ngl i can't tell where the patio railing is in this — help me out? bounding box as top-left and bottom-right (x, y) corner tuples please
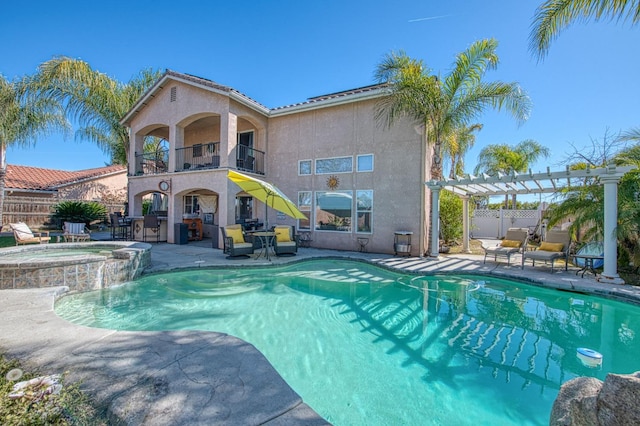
(237, 145), (265, 175)
(175, 142), (220, 172)
(134, 149), (169, 175)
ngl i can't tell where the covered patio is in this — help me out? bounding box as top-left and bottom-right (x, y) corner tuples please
(426, 165), (636, 284)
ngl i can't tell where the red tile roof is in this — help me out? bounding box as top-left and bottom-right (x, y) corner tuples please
(6, 164), (127, 192)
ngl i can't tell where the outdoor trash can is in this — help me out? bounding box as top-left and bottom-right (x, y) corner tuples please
(175, 223), (188, 245)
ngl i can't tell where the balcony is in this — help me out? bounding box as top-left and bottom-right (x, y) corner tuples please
(133, 142), (266, 176)
(175, 142), (220, 172)
(134, 149), (169, 175)
(237, 144), (265, 175)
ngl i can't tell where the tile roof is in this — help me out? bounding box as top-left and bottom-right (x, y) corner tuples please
(6, 164), (126, 192)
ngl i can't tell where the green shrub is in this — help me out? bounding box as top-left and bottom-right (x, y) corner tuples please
(51, 201), (107, 227)
(439, 190), (465, 245)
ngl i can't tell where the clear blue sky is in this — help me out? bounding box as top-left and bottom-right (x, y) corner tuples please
(2, 0), (639, 174)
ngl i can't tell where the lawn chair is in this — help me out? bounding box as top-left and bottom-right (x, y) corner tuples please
(273, 225), (298, 256)
(483, 228), (529, 266)
(220, 224), (254, 258)
(9, 222), (51, 245)
(522, 230), (572, 273)
(63, 222), (91, 242)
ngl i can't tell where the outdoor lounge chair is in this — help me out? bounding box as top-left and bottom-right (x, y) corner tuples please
(483, 228), (529, 266)
(273, 225), (298, 256)
(522, 230), (572, 273)
(221, 224), (254, 258)
(9, 222), (51, 245)
(62, 222), (91, 242)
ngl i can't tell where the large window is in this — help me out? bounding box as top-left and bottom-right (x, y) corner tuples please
(315, 156), (353, 174)
(298, 191), (312, 230)
(356, 190), (373, 233)
(315, 191), (352, 232)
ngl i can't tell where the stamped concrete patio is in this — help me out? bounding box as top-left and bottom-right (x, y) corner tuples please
(1, 238), (638, 425)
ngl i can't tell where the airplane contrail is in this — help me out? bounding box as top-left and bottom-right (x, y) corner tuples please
(408, 15), (452, 23)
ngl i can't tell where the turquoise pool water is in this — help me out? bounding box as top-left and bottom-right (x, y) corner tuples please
(55, 259), (640, 425)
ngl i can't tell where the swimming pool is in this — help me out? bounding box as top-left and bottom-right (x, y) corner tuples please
(54, 259), (640, 425)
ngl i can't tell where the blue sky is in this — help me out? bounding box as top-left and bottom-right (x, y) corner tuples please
(2, 0), (639, 174)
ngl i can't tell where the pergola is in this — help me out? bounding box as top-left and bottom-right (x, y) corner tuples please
(426, 165), (636, 284)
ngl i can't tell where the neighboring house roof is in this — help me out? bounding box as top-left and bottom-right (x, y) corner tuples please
(5, 164), (127, 192)
(120, 70), (389, 125)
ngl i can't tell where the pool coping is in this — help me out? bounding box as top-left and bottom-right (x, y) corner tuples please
(2, 242), (639, 424)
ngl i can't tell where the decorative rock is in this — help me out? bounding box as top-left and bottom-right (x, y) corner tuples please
(597, 372), (640, 426)
(550, 372), (640, 426)
(550, 377), (602, 426)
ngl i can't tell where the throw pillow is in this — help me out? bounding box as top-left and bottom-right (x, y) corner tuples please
(226, 228), (245, 244)
(538, 242), (564, 252)
(274, 227), (291, 242)
(501, 239), (521, 248)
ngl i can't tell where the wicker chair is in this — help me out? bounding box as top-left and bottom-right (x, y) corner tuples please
(221, 225), (254, 258)
(273, 225), (298, 256)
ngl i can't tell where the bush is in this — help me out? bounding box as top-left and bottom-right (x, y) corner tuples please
(51, 201), (107, 227)
(439, 190), (465, 245)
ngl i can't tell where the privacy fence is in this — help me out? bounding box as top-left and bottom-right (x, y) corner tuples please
(471, 208), (543, 239)
(1, 196), (125, 231)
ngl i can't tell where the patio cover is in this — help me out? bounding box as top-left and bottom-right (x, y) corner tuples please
(426, 165), (637, 284)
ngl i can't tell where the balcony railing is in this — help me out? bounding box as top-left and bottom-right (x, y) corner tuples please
(237, 144), (265, 175)
(175, 142), (220, 172)
(133, 142), (265, 176)
(134, 149), (169, 175)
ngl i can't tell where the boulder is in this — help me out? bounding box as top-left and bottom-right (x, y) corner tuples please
(550, 372), (640, 426)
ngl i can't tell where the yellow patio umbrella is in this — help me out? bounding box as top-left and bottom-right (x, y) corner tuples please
(227, 170), (306, 228)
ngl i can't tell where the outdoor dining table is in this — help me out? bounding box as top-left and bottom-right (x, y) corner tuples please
(573, 254), (605, 277)
(250, 231), (276, 261)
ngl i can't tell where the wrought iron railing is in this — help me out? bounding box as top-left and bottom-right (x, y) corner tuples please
(134, 149), (169, 175)
(236, 144), (265, 175)
(175, 142), (220, 172)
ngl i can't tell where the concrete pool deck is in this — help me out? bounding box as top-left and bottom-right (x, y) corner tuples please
(1, 239), (639, 425)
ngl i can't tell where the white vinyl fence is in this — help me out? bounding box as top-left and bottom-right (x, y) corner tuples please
(471, 208), (543, 239)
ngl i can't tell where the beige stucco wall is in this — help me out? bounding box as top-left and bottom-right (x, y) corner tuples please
(268, 99), (425, 255)
(58, 172), (128, 202)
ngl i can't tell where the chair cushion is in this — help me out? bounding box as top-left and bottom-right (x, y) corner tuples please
(539, 242), (564, 252)
(277, 241), (296, 248)
(501, 239), (521, 248)
(10, 222), (34, 239)
(226, 228), (245, 244)
(234, 242), (254, 249)
(65, 222), (86, 234)
(274, 226), (291, 242)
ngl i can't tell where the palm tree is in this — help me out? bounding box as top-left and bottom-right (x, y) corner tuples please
(0, 74), (68, 227)
(444, 123), (482, 179)
(530, 0), (640, 59)
(474, 139), (550, 208)
(547, 143), (640, 267)
(28, 56), (162, 165)
(375, 38), (531, 181)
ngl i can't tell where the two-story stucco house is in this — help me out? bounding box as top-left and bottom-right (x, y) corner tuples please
(121, 71), (430, 255)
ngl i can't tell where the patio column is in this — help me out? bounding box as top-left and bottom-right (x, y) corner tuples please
(599, 172), (624, 284)
(429, 188), (440, 258)
(462, 195), (471, 253)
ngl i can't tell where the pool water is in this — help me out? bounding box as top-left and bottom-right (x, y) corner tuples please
(55, 259), (640, 425)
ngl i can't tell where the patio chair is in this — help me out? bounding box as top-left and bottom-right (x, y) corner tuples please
(483, 228), (529, 266)
(62, 222), (91, 242)
(221, 224), (254, 258)
(9, 222), (51, 245)
(273, 225), (298, 256)
(143, 214), (160, 243)
(522, 230), (572, 273)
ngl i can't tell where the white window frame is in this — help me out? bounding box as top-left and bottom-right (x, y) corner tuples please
(356, 190), (373, 233)
(357, 154), (374, 172)
(299, 160), (312, 176)
(314, 156), (353, 175)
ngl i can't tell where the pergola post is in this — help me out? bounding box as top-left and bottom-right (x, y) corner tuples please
(599, 171), (625, 284)
(429, 188), (440, 258)
(462, 195), (471, 253)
